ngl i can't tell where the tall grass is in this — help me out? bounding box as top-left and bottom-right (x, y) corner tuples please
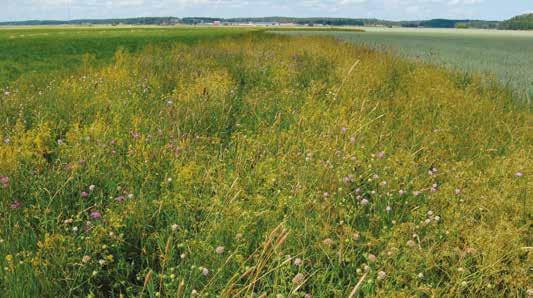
(0, 32), (531, 297)
(277, 29), (533, 102)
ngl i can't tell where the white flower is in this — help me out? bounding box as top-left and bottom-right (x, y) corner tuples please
(418, 272), (424, 279)
(201, 267), (209, 277)
(293, 258), (302, 266)
(82, 255), (91, 263)
(89, 185), (96, 192)
(386, 206), (392, 212)
(322, 238), (334, 246)
(215, 246), (225, 254)
(171, 224), (179, 232)
(377, 271), (387, 280)
(292, 273), (305, 285)
(361, 199), (369, 205)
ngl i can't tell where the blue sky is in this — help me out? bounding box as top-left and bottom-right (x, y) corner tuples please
(1, 0), (531, 22)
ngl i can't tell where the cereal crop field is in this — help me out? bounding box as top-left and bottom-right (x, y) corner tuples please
(278, 27), (533, 100)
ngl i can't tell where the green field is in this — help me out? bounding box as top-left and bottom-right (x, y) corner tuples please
(0, 26), (252, 86)
(0, 27), (531, 297)
(278, 28), (533, 100)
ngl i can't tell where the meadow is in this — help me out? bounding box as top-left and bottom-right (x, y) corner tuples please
(0, 27), (531, 297)
(0, 26), (252, 86)
(278, 27), (533, 100)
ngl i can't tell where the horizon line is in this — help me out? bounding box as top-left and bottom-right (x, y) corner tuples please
(0, 15), (507, 24)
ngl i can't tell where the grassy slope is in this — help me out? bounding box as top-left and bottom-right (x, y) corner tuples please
(0, 31), (531, 297)
(277, 29), (533, 100)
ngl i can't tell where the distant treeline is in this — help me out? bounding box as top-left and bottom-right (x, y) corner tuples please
(0, 17), (180, 26)
(184, 15), (529, 30)
(1, 15), (531, 30)
(499, 13), (533, 30)
(180, 17), (497, 28)
(419, 19), (501, 29)
(227, 17), (364, 26)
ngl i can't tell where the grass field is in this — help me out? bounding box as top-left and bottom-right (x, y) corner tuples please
(0, 27), (531, 297)
(0, 26), (253, 87)
(277, 27), (533, 100)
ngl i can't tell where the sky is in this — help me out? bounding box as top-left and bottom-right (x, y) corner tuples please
(1, 0), (532, 22)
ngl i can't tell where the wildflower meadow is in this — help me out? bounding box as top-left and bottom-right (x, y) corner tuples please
(0, 29), (531, 297)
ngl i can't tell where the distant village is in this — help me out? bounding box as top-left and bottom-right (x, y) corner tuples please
(203, 21), (336, 27)
(153, 18), (339, 27)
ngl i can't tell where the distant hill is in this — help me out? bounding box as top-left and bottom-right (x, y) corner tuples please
(0, 16), (516, 30)
(499, 13), (533, 30)
(0, 17), (180, 26)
